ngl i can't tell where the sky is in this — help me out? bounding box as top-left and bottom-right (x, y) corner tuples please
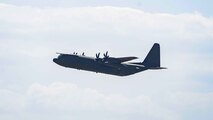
(0, 0), (213, 120)
(2, 0), (213, 16)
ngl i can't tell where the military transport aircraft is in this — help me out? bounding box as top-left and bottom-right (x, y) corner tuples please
(53, 43), (166, 76)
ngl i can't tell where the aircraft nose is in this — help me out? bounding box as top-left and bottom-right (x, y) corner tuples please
(53, 58), (58, 63)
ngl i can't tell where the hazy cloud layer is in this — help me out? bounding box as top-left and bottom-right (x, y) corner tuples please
(0, 3), (213, 120)
(1, 82), (212, 120)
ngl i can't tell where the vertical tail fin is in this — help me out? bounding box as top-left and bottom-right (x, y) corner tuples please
(142, 43), (161, 68)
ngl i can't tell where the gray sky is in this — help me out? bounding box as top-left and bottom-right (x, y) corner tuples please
(0, 1), (213, 120)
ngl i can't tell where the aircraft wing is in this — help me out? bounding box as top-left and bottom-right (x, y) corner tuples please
(116, 56), (138, 63)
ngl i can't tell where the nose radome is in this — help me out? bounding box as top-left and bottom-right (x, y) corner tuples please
(53, 58), (58, 63)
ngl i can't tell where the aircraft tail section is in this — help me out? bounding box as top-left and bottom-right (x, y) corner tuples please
(142, 43), (166, 69)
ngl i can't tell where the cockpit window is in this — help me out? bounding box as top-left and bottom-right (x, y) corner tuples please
(58, 54), (63, 59)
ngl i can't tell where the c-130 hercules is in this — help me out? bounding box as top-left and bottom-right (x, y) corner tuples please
(53, 43), (166, 76)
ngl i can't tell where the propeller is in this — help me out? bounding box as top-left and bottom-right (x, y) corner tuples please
(95, 53), (102, 62)
(96, 52), (100, 59)
(103, 51), (109, 62)
(95, 51), (109, 63)
(103, 51), (109, 59)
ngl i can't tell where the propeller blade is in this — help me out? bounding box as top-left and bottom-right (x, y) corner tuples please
(102, 51), (109, 63)
(104, 51), (109, 58)
(96, 52), (100, 59)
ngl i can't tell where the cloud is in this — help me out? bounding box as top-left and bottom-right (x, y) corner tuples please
(1, 4), (213, 42)
(0, 3), (212, 120)
(0, 82), (213, 120)
(1, 82), (179, 120)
